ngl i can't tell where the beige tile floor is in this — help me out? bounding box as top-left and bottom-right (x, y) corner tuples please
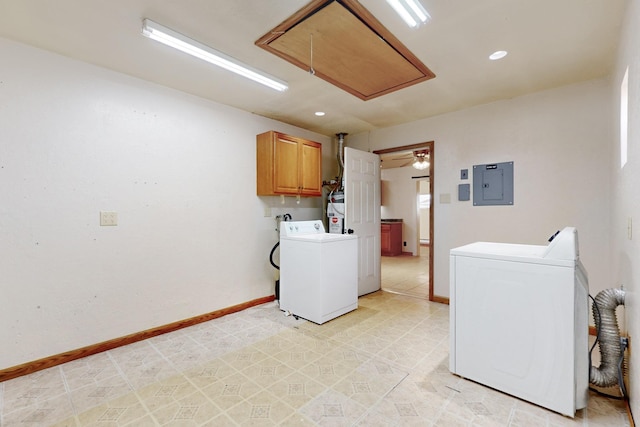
(382, 245), (430, 299)
(0, 291), (630, 426)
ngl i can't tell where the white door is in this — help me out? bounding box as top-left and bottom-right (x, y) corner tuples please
(344, 147), (380, 296)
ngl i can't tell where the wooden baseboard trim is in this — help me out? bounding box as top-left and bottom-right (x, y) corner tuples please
(627, 399), (636, 427)
(0, 295), (275, 383)
(431, 295), (449, 305)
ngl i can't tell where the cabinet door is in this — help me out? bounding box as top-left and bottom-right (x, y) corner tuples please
(273, 134), (301, 195)
(390, 223), (403, 255)
(381, 225), (391, 255)
(299, 140), (322, 196)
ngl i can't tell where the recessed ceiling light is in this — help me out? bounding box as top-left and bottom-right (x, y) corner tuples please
(315, 111), (326, 116)
(489, 50), (508, 60)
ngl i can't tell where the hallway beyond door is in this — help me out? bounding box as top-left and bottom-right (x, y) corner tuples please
(381, 245), (430, 299)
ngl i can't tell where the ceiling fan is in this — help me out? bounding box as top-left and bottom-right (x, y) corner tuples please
(412, 150), (430, 170)
(389, 149), (430, 169)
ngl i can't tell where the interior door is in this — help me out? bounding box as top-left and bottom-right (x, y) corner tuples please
(344, 147), (380, 296)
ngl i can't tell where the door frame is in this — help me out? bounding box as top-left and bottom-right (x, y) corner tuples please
(373, 141), (435, 301)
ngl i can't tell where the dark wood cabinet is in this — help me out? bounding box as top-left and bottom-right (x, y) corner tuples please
(381, 222), (402, 256)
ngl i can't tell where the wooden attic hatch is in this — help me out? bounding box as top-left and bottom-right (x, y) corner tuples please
(255, 0), (435, 100)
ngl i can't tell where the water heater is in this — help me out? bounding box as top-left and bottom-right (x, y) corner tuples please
(327, 191), (344, 234)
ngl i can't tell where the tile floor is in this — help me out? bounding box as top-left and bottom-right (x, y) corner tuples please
(0, 291), (631, 426)
(382, 245), (430, 299)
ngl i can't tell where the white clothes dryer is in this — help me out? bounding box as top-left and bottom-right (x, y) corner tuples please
(449, 227), (589, 417)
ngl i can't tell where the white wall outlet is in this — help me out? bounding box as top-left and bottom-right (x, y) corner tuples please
(100, 211), (118, 226)
(264, 207), (271, 217)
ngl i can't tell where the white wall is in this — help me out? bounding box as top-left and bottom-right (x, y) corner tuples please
(350, 78), (612, 302)
(0, 38), (331, 370)
(610, 0), (639, 417)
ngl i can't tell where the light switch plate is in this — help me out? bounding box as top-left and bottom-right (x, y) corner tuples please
(100, 211), (118, 226)
(461, 169), (468, 180)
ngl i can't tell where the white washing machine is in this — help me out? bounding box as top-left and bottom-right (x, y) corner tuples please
(449, 227), (589, 417)
(279, 220), (358, 324)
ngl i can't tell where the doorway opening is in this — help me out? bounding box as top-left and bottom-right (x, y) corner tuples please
(373, 141), (434, 301)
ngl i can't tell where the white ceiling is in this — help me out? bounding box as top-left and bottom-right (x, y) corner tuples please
(0, 0), (627, 137)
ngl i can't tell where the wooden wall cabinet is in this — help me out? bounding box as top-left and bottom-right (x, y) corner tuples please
(381, 222), (403, 256)
(257, 131), (322, 197)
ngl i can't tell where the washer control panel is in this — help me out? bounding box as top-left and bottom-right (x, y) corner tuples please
(281, 220), (326, 237)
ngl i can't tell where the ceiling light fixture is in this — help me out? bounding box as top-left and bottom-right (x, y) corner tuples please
(489, 50), (508, 60)
(386, 0), (431, 28)
(412, 151), (430, 170)
(142, 19), (288, 92)
(315, 111), (326, 116)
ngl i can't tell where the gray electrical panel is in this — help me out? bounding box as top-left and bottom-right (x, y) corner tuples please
(473, 161), (514, 206)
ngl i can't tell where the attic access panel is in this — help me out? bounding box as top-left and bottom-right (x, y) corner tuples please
(255, 0), (435, 100)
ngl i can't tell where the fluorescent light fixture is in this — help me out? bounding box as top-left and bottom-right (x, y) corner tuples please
(314, 111), (326, 116)
(387, 0), (431, 28)
(141, 19), (288, 92)
(489, 50), (508, 60)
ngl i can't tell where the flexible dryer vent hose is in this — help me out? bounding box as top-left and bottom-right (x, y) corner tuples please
(590, 288), (625, 388)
